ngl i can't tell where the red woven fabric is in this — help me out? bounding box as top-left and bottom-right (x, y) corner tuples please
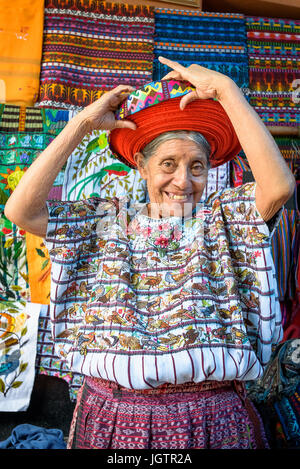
(68, 377), (269, 449)
(109, 97), (241, 169)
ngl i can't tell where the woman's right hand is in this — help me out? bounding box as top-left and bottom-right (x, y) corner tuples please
(76, 85), (137, 133)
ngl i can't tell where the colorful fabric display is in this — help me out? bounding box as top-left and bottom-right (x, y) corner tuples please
(153, 9), (249, 89)
(246, 16), (300, 127)
(273, 383), (300, 448)
(36, 0), (155, 110)
(36, 304), (82, 401)
(0, 0), (44, 106)
(61, 126), (147, 203)
(0, 104), (70, 303)
(245, 338), (300, 448)
(0, 301), (40, 411)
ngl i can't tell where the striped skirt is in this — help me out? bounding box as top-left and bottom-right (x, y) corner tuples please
(68, 377), (269, 449)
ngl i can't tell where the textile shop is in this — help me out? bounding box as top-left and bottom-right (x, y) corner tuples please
(0, 0), (299, 450)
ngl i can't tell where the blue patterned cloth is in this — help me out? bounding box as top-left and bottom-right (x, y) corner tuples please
(153, 9), (249, 89)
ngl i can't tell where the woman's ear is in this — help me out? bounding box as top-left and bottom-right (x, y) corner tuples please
(133, 152), (148, 179)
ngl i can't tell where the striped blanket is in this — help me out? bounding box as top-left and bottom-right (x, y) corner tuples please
(153, 9), (249, 89)
(246, 16), (300, 127)
(36, 0), (155, 110)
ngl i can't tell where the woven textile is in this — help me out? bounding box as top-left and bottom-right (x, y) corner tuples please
(0, 0), (44, 106)
(153, 9), (249, 89)
(69, 377), (269, 449)
(246, 16), (300, 127)
(36, 0), (155, 110)
(0, 104), (69, 303)
(36, 305), (83, 401)
(246, 340), (300, 448)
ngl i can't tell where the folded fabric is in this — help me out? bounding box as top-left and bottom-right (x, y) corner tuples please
(0, 424), (66, 449)
(37, 0), (155, 110)
(36, 304), (83, 402)
(0, 0), (44, 106)
(246, 16), (300, 128)
(153, 9), (249, 89)
(245, 339), (300, 404)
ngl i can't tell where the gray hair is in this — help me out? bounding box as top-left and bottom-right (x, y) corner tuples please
(140, 131), (211, 169)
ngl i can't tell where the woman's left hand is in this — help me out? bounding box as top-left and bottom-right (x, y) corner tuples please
(158, 56), (235, 109)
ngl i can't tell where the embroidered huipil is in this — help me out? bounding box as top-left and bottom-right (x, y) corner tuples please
(44, 182), (283, 389)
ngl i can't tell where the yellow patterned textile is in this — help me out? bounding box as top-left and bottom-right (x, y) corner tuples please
(0, 0), (44, 106)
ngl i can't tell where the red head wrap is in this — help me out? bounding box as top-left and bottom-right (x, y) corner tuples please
(109, 80), (241, 168)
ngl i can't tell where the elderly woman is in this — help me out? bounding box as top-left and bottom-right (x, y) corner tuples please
(5, 57), (295, 450)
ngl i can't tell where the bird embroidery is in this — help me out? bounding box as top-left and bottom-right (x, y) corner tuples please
(56, 303), (81, 320)
(216, 305), (239, 320)
(148, 317), (170, 331)
(183, 328), (201, 346)
(231, 327), (248, 343)
(119, 334), (142, 350)
(0, 350), (21, 376)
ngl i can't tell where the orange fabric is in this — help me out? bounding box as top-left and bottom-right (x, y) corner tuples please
(0, 0), (44, 106)
(25, 232), (51, 304)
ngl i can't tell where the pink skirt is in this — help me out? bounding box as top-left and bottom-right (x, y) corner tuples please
(68, 377), (269, 449)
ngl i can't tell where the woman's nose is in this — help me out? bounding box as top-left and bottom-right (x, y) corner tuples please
(172, 166), (190, 188)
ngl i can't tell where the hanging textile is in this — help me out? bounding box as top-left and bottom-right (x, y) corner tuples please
(36, 304), (83, 401)
(153, 9), (249, 89)
(36, 0), (155, 110)
(245, 16), (300, 128)
(0, 0), (44, 106)
(245, 339), (300, 448)
(0, 301), (40, 411)
(61, 125), (147, 203)
(0, 104), (70, 303)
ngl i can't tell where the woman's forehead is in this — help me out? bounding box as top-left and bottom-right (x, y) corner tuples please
(152, 139), (208, 160)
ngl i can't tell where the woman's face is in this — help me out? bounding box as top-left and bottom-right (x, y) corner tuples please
(135, 138), (209, 217)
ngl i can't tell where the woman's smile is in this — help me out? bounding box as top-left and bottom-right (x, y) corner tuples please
(135, 138), (209, 218)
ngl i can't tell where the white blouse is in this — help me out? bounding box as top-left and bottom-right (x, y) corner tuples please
(44, 182), (283, 389)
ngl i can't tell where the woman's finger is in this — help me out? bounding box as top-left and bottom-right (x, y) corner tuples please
(114, 119), (137, 130)
(179, 90), (198, 110)
(158, 56), (187, 73)
(160, 69), (181, 80)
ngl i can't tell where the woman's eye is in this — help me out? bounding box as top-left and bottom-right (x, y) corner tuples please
(162, 161), (174, 170)
(192, 165), (203, 173)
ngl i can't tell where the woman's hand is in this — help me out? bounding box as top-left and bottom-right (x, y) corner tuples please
(76, 85), (137, 133)
(159, 56), (235, 109)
